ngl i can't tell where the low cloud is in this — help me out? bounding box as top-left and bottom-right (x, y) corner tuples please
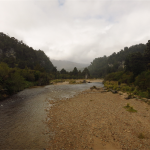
(0, 0), (150, 63)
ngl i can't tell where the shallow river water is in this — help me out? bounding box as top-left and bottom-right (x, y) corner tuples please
(0, 82), (103, 150)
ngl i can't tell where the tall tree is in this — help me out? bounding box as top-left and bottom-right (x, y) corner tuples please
(125, 52), (146, 76)
(72, 67), (78, 76)
(144, 40), (150, 70)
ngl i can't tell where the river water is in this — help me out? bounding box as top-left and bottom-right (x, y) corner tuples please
(0, 82), (103, 150)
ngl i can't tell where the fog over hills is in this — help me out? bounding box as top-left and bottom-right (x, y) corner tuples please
(51, 59), (89, 71)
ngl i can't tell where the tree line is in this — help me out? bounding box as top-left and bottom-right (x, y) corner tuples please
(104, 40), (150, 98)
(0, 32), (91, 100)
(88, 43), (146, 78)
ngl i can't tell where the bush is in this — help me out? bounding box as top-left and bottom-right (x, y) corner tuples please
(135, 71), (150, 90)
(123, 103), (137, 113)
(69, 80), (76, 84)
(6, 72), (25, 94)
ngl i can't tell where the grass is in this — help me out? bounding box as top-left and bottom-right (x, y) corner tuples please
(69, 80), (76, 84)
(138, 133), (145, 139)
(51, 79), (65, 83)
(104, 80), (150, 100)
(123, 103), (137, 113)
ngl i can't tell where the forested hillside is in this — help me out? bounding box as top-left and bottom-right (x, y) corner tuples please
(88, 43), (146, 78)
(0, 32), (91, 100)
(104, 40), (150, 99)
(0, 32), (54, 72)
(0, 32), (55, 100)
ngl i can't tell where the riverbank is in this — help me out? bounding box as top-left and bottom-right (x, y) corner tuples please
(54, 79), (103, 85)
(0, 81), (103, 149)
(47, 87), (150, 150)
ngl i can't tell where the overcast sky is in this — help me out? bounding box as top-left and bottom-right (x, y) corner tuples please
(0, 0), (150, 64)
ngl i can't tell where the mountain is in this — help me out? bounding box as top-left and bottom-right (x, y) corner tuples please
(0, 32), (54, 72)
(51, 59), (89, 71)
(88, 43), (146, 78)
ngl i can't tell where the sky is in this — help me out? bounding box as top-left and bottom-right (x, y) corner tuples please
(0, 0), (150, 64)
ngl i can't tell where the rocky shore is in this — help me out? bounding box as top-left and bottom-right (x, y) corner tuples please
(46, 87), (150, 150)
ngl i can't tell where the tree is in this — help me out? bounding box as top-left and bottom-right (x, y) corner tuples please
(125, 52), (146, 77)
(82, 68), (90, 79)
(60, 68), (67, 74)
(144, 40), (150, 70)
(72, 67), (78, 76)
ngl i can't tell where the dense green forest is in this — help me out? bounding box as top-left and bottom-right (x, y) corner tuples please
(0, 32), (54, 72)
(0, 32), (90, 100)
(88, 43), (146, 78)
(103, 40), (150, 99)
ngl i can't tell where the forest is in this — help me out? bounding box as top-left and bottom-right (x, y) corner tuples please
(100, 41), (150, 99)
(88, 43), (146, 78)
(0, 33), (90, 100)
(1, 31), (150, 100)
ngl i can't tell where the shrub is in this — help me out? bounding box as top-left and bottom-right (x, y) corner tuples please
(135, 71), (150, 90)
(124, 103), (137, 113)
(69, 80), (76, 84)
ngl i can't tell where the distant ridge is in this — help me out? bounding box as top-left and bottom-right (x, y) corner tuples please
(51, 59), (89, 71)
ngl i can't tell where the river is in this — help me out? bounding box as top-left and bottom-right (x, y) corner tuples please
(0, 82), (103, 150)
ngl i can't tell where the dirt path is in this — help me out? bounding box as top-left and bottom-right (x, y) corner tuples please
(46, 88), (150, 150)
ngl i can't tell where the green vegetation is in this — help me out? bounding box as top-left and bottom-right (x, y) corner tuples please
(0, 33), (54, 72)
(104, 81), (150, 100)
(69, 80), (76, 84)
(51, 79), (65, 83)
(88, 44), (146, 78)
(55, 67), (90, 79)
(124, 103), (137, 113)
(0, 62), (51, 100)
(100, 40), (150, 99)
(0, 32), (91, 101)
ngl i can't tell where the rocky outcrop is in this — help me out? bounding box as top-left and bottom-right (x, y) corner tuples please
(5, 48), (16, 58)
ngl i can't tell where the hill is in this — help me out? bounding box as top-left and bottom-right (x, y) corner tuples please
(0, 32), (54, 72)
(51, 59), (89, 71)
(88, 43), (146, 78)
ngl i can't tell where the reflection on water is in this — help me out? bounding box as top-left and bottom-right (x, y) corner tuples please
(0, 82), (103, 149)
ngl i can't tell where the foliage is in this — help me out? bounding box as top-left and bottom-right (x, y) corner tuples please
(69, 80), (76, 84)
(88, 44), (146, 78)
(0, 62), (51, 100)
(0, 32), (54, 72)
(55, 67), (91, 79)
(123, 103), (137, 113)
(0, 32), (92, 101)
(135, 71), (150, 91)
(125, 52), (146, 76)
(103, 40), (150, 99)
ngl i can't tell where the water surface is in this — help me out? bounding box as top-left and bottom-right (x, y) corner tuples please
(0, 82), (103, 149)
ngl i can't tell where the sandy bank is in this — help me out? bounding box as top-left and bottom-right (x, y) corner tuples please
(46, 88), (150, 150)
(54, 79), (103, 85)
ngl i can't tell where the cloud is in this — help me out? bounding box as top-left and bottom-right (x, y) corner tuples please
(0, 0), (150, 63)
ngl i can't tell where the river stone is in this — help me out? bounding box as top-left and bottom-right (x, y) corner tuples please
(123, 93), (130, 99)
(111, 90), (118, 94)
